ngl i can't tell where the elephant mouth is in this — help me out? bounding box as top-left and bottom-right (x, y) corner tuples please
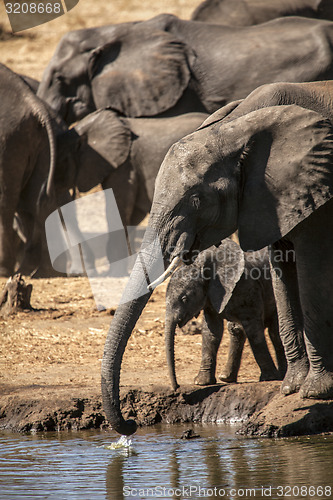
(148, 234), (201, 291)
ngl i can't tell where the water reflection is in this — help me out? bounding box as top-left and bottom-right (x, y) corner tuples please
(106, 449), (137, 500)
(0, 425), (333, 499)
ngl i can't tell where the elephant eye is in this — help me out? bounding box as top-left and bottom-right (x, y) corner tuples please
(180, 295), (187, 303)
(190, 194), (200, 209)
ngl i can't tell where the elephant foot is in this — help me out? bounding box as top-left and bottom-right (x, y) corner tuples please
(280, 359), (309, 395)
(194, 371), (216, 386)
(219, 372), (237, 383)
(300, 370), (333, 400)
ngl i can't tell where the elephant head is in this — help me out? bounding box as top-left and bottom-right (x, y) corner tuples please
(37, 23), (135, 123)
(55, 109), (132, 194)
(89, 20), (197, 118)
(37, 16), (196, 124)
(101, 104), (333, 435)
(165, 239), (244, 390)
(73, 109), (132, 193)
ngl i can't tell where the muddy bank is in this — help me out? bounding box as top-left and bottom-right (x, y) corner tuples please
(1, 381), (333, 437)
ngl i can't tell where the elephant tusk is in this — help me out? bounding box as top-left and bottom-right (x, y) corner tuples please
(148, 256), (183, 291)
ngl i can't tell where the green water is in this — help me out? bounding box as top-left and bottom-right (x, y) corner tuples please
(0, 424), (333, 499)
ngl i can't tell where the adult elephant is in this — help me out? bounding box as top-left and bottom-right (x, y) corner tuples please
(37, 14), (333, 124)
(101, 97), (333, 435)
(0, 63), (59, 277)
(191, 0), (333, 26)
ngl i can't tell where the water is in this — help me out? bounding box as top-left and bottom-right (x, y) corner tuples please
(1, 424), (333, 499)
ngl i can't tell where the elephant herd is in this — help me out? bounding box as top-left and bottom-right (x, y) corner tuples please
(2, 0), (333, 436)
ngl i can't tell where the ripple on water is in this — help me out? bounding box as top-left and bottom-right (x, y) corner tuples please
(0, 426), (333, 499)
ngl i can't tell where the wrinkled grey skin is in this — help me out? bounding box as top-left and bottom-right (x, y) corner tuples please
(165, 239), (286, 390)
(38, 13), (333, 124)
(101, 99), (333, 436)
(191, 0), (333, 26)
(0, 63), (59, 277)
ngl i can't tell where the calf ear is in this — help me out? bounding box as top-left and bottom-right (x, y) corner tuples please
(89, 27), (195, 117)
(206, 239), (245, 314)
(236, 105), (333, 251)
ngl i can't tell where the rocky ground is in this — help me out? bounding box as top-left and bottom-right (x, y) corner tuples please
(1, 0), (333, 438)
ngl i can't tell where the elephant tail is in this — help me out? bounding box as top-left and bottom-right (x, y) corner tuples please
(43, 111), (57, 198)
(33, 100), (57, 210)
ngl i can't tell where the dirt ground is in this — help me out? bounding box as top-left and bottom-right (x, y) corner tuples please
(0, 275), (262, 396)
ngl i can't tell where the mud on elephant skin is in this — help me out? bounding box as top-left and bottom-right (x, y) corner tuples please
(38, 14), (333, 124)
(191, 0), (333, 26)
(165, 238), (286, 390)
(101, 101), (333, 436)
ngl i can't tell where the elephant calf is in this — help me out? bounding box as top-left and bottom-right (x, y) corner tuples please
(165, 239), (286, 390)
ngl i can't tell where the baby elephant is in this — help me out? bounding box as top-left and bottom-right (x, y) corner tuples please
(165, 239), (286, 390)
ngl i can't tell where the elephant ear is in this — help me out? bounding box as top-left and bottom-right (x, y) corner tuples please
(74, 109), (132, 192)
(236, 105), (333, 251)
(198, 100), (243, 130)
(89, 27), (195, 117)
(206, 239), (245, 314)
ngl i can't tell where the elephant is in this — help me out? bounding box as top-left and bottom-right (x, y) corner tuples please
(191, 0), (333, 26)
(101, 100), (333, 436)
(165, 238), (286, 390)
(53, 109), (207, 273)
(37, 13), (333, 124)
(58, 109), (208, 227)
(0, 63), (60, 277)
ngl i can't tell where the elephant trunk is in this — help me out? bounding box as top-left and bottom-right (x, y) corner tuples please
(101, 291), (151, 436)
(101, 227), (163, 436)
(165, 312), (179, 391)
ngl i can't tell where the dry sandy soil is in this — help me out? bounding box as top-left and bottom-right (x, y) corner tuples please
(1, 0), (333, 437)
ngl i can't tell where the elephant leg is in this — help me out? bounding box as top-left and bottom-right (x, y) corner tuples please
(270, 241), (309, 394)
(266, 314), (287, 380)
(194, 308), (223, 386)
(56, 191), (96, 276)
(292, 206), (333, 399)
(0, 214), (16, 275)
(103, 166), (138, 276)
(17, 214), (41, 276)
(241, 318), (280, 381)
(219, 321), (246, 383)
